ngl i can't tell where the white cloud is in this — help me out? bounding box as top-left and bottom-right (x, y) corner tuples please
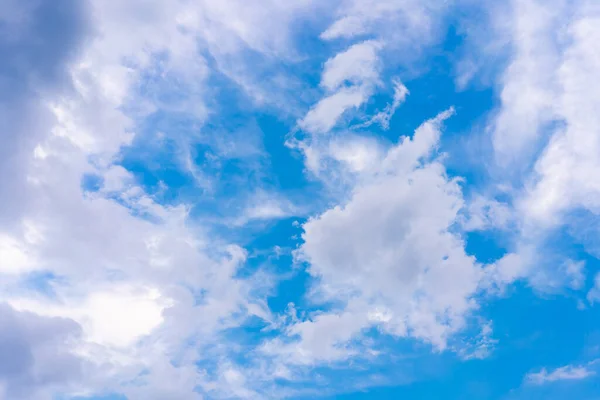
(0, 0), (282, 398)
(0, 138), (262, 394)
(564, 260), (586, 290)
(298, 86), (369, 135)
(461, 195), (512, 232)
(290, 0), (455, 196)
(482, 251), (531, 293)
(263, 309), (366, 365)
(477, 0), (600, 294)
(352, 79), (409, 130)
(10, 286), (171, 348)
(229, 190), (298, 227)
(6, 0), (600, 397)
(0, 235), (37, 275)
(487, 0), (600, 223)
(456, 321), (498, 361)
(491, 0), (565, 165)
(298, 40), (383, 136)
(587, 272), (600, 304)
(328, 134), (384, 173)
(520, 2), (600, 226)
(320, 0), (447, 50)
(321, 40), (382, 92)
(526, 364), (595, 385)
(275, 109), (490, 362)
(320, 15), (367, 40)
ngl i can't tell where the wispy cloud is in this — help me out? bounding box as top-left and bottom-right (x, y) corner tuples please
(526, 364), (596, 385)
(352, 79), (409, 130)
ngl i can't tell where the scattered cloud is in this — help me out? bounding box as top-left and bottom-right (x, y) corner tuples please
(2, 0), (600, 398)
(526, 364), (596, 385)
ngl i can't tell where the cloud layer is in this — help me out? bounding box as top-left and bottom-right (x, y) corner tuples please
(1, 0), (600, 399)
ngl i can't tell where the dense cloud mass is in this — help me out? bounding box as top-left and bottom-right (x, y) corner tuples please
(0, 304), (83, 399)
(0, 0), (90, 225)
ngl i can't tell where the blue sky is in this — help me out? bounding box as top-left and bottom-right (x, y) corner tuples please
(1, 0), (600, 399)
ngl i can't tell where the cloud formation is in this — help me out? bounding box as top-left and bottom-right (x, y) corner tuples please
(526, 364), (596, 385)
(2, 0), (600, 399)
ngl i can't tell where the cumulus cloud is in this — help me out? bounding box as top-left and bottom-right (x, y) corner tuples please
(268, 108), (493, 363)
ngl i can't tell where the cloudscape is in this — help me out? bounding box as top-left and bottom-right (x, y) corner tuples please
(1, 0), (600, 399)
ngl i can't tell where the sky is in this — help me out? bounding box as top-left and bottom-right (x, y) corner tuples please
(1, 0), (600, 399)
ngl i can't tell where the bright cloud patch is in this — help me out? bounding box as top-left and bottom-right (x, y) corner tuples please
(297, 109), (483, 351)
